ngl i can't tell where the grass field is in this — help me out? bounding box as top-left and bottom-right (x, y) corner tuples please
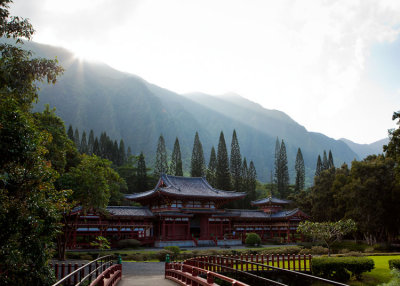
(348, 255), (400, 286)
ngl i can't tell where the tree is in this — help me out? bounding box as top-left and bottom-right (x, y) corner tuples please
(80, 131), (88, 154)
(328, 150), (334, 169)
(154, 134), (168, 176)
(74, 127), (80, 150)
(295, 148), (305, 192)
(230, 130), (242, 191)
(297, 219), (357, 256)
(248, 161), (257, 203)
(170, 137), (183, 176)
(191, 132), (205, 177)
(0, 1), (65, 283)
(93, 137), (100, 156)
(277, 140), (290, 198)
(315, 155), (322, 177)
(206, 146), (217, 186)
(118, 139), (126, 166)
(216, 131), (231, 190)
(136, 152), (148, 192)
(88, 130), (95, 155)
(274, 137), (281, 186)
(322, 150), (329, 171)
(67, 125), (74, 141)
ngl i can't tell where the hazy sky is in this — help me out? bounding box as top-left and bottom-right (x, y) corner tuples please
(11, 0), (400, 144)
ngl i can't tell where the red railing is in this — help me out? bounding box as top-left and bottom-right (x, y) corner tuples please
(89, 264), (122, 286)
(165, 262), (250, 286)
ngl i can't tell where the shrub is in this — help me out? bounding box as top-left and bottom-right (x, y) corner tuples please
(245, 233), (261, 246)
(262, 246), (303, 255)
(299, 246), (329, 255)
(389, 259), (400, 270)
(364, 247), (374, 253)
(312, 257), (374, 282)
(343, 251), (363, 257)
(164, 246), (181, 258)
(156, 250), (173, 262)
(380, 269), (400, 286)
(116, 239), (141, 249)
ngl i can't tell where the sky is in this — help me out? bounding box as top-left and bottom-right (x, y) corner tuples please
(10, 0), (400, 144)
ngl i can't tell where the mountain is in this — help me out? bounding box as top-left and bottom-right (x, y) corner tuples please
(15, 40), (359, 184)
(340, 138), (389, 160)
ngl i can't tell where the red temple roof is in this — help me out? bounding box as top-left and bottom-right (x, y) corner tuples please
(126, 174), (246, 201)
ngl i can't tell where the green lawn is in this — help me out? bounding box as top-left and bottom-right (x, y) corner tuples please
(348, 255), (400, 286)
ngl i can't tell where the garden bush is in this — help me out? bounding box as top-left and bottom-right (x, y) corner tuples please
(299, 246), (328, 255)
(312, 256), (374, 282)
(156, 250), (174, 262)
(164, 246), (181, 258)
(116, 239), (141, 249)
(389, 259), (400, 270)
(262, 246), (303, 255)
(245, 233), (261, 246)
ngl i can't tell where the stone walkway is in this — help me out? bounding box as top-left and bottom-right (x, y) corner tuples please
(118, 262), (176, 286)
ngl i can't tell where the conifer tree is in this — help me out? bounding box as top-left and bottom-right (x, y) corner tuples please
(88, 130), (95, 155)
(230, 130), (242, 191)
(240, 157), (249, 207)
(216, 131), (231, 190)
(328, 150), (334, 169)
(248, 161), (257, 203)
(170, 137), (183, 176)
(274, 137), (281, 185)
(191, 132), (206, 177)
(137, 152), (148, 192)
(80, 131), (88, 154)
(322, 150), (329, 171)
(154, 134), (168, 176)
(295, 148), (305, 192)
(206, 146), (217, 186)
(112, 140), (119, 164)
(67, 125), (74, 142)
(127, 146), (132, 159)
(277, 140), (290, 198)
(93, 137), (100, 156)
(99, 132), (107, 157)
(74, 128), (80, 150)
(315, 155), (322, 177)
(119, 139), (126, 166)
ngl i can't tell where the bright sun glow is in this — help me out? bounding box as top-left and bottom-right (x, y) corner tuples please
(71, 45), (100, 62)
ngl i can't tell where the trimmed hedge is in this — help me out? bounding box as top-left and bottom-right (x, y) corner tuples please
(245, 233), (261, 246)
(389, 259), (400, 270)
(116, 239), (141, 249)
(312, 257), (374, 282)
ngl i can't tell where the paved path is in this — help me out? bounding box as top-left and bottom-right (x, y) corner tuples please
(118, 262), (176, 286)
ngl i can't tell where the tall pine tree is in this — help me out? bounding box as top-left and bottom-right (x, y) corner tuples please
(80, 131), (88, 154)
(119, 139), (126, 166)
(88, 130), (95, 155)
(74, 128), (80, 150)
(240, 157), (249, 207)
(191, 132), (205, 177)
(93, 137), (100, 156)
(170, 137), (183, 176)
(322, 150), (329, 171)
(295, 148), (305, 192)
(154, 134), (168, 176)
(230, 130), (242, 191)
(137, 152), (148, 192)
(277, 140), (289, 198)
(216, 131), (231, 190)
(206, 146), (217, 186)
(248, 161), (257, 204)
(67, 125), (74, 142)
(328, 150), (334, 169)
(315, 155), (322, 177)
(274, 137), (281, 186)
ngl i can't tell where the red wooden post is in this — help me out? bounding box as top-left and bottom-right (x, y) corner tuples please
(292, 254), (296, 271)
(61, 263), (65, 280)
(240, 255), (243, 271)
(256, 254), (259, 271)
(282, 253), (285, 269)
(261, 254), (264, 270)
(55, 264), (59, 280)
(67, 263), (72, 284)
(271, 254), (274, 269)
(251, 254), (254, 271)
(277, 254), (280, 268)
(207, 272), (214, 284)
(308, 254), (312, 271)
(74, 263), (79, 284)
(287, 255), (290, 270)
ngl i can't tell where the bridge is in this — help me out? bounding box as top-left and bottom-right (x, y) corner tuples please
(51, 254), (348, 286)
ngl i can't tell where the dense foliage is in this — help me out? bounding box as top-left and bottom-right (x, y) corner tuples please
(190, 132), (205, 177)
(245, 233), (261, 246)
(389, 259), (400, 270)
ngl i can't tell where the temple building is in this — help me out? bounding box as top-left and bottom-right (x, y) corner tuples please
(65, 175), (309, 248)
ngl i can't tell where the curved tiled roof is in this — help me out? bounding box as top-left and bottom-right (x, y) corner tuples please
(126, 174), (246, 200)
(251, 196), (290, 205)
(106, 206), (154, 217)
(222, 208), (303, 219)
